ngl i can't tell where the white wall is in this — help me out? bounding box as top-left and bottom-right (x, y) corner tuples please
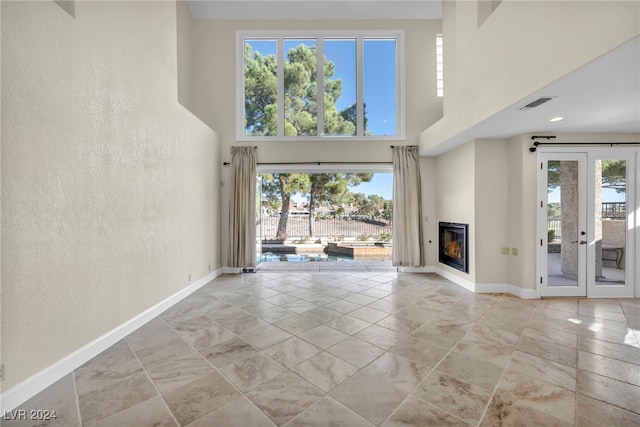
(1, 1), (219, 390)
(474, 139), (509, 284)
(436, 142), (476, 281)
(422, 0), (640, 152)
(189, 18), (443, 266)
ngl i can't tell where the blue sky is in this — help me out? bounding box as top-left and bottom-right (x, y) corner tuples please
(292, 173), (393, 202)
(247, 38), (396, 136)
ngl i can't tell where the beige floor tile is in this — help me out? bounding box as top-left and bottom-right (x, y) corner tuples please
(91, 396), (177, 427)
(390, 336), (450, 366)
(162, 372), (241, 426)
(480, 395), (573, 427)
(508, 350), (577, 391)
(495, 369), (576, 424)
(238, 324), (292, 349)
(577, 393), (640, 427)
(454, 324), (519, 367)
(295, 352), (359, 392)
(2, 374), (80, 427)
(77, 371), (158, 426)
(300, 306), (342, 323)
(187, 397), (275, 427)
(263, 337), (322, 369)
(299, 325), (349, 349)
(578, 335), (640, 366)
(325, 315), (371, 335)
(410, 323), (467, 349)
(246, 371), (324, 426)
(355, 324), (406, 349)
(436, 351), (505, 392)
(382, 395), (470, 427)
(219, 353), (286, 392)
(348, 306), (390, 323)
(199, 335), (258, 368)
(517, 334), (578, 368)
(330, 372), (408, 425)
(327, 336), (385, 368)
(577, 369), (640, 413)
(366, 352), (433, 393)
(274, 315), (321, 335)
(415, 371), (492, 425)
(287, 396), (374, 427)
(578, 350), (640, 386)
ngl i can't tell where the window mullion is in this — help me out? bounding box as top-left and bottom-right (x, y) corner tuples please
(316, 37), (325, 137)
(356, 36), (364, 137)
(277, 36), (285, 137)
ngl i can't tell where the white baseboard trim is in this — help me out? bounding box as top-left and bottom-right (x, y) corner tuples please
(0, 269), (222, 412)
(222, 267), (242, 274)
(397, 266), (436, 273)
(434, 267), (539, 299)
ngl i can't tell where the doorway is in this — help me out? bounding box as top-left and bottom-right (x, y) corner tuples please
(255, 164), (394, 270)
(537, 150), (637, 297)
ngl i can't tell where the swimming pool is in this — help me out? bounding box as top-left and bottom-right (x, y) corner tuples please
(260, 252), (354, 262)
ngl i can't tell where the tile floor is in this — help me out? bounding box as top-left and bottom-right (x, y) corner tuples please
(5, 271), (640, 426)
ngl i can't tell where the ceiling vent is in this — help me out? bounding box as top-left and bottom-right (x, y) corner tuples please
(519, 96), (555, 111)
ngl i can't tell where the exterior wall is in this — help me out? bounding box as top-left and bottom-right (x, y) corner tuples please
(436, 141), (476, 281)
(421, 0), (640, 152)
(1, 1), (218, 390)
(189, 18), (444, 266)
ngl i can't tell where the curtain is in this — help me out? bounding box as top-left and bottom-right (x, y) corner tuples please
(228, 146), (257, 269)
(392, 146), (424, 267)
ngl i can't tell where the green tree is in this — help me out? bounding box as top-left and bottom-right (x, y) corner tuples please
(244, 43), (362, 136)
(307, 173), (373, 236)
(547, 160), (626, 193)
(260, 173), (309, 237)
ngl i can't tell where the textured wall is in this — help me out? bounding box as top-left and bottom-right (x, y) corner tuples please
(1, 1), (218, 389)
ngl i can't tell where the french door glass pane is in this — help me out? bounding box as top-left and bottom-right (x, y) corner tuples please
(244, 39), (278, 136)
(284, 39), (317, 136)
(323, 39), (357, 136)
(547, 160), (579, 287)
(363, 39), (396, 136)
(594, 159), (626, 286)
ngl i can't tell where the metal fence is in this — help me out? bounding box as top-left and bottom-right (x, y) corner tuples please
(259, 215), (392, 240)
(547, 203), (626, 242)
(602, 202), (626, 219)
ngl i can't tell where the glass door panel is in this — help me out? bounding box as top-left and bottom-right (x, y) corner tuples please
(588, 154), (635, 297)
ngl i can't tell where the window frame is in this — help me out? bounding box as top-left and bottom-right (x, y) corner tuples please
(236, 29), (405, 142)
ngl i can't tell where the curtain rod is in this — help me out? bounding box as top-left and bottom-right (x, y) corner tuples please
(223, 161), (392, 166)
(223, 145), (415, 165)
(529, 141), (640, 152)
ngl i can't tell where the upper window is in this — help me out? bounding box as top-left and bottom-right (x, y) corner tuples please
(236, 30), (405, 141)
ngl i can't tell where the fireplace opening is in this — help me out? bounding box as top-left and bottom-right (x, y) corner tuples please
(439, 222), (469, 273)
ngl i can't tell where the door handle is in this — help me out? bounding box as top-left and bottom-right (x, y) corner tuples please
(579, 240), (587, 245)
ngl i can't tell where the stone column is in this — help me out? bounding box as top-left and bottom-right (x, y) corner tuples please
(594, 161), (603, 278)
(560, 161), (579, 277)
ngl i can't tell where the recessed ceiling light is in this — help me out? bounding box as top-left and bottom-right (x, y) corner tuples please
(549, 116), (564, 122)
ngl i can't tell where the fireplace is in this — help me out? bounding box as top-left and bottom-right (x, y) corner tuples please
(439, 222), (469, 273)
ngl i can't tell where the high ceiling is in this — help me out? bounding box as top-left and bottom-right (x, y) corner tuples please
(188, 0), (442, 20)
(187, 1), (640, 153)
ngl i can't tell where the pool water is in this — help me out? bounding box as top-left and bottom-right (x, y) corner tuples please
(260, 252), (354, 262)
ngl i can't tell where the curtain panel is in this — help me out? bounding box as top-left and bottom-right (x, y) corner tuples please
(392, 146), (425, 267)
(228, 146), (257, 268)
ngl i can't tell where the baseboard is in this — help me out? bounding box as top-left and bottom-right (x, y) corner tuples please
(222, 267), (243, 274)
(0, 269), (222, 412)
(397, 266), (436, 273)
(434, 267), (539, 299)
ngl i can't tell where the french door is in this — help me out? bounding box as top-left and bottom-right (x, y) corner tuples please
(538, 150), (637, 297)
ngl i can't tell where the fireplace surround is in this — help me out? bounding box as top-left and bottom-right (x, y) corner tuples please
(439, 222), (469, 273)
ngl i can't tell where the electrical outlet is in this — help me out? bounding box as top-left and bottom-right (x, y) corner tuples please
(511, 248), (518, 256)
(1, 362), (6, 381)
(188, 273), (191, 281)
(501, 247), (509, 255)
(208, 264), (211, 272)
